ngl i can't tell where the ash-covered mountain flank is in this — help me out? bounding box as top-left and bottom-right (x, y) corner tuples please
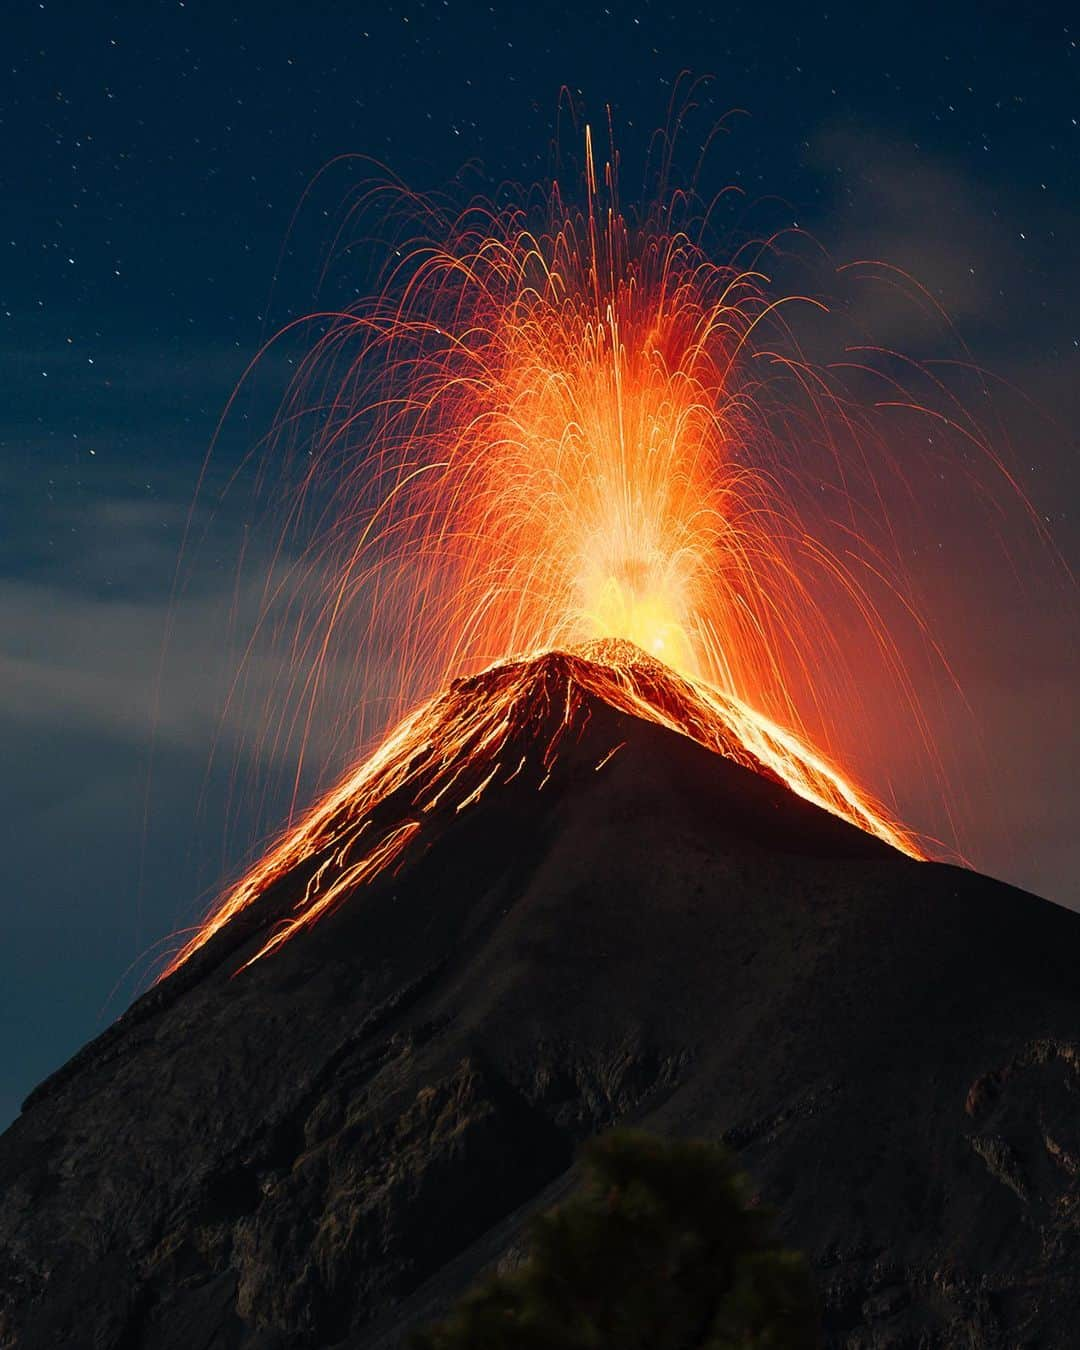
(3, 645), (1080, 1349)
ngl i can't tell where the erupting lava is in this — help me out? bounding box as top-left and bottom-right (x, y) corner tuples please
(162, 120), (961, 979)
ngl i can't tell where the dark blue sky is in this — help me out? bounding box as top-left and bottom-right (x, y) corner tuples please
(2, 0), (1077, 1127)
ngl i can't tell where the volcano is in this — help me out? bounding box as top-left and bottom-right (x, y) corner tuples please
(3, 644), (1080, 1349)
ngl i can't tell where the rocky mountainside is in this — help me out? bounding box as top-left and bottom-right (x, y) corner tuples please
(3, 648), (1080, 1348)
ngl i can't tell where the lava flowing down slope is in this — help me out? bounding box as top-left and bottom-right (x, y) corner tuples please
(162, 640), (921, 979)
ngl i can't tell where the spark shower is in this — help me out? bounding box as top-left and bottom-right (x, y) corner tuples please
(161, 116), (1037, 976)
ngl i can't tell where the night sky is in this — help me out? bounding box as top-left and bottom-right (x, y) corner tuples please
(2, 1), (1077, 1127)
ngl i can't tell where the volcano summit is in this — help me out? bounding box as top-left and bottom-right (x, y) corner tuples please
(160, 641), (921, 982)
(3, 645), (1080, 1348)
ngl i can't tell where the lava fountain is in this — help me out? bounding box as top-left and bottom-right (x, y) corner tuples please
(159, 121), (999, 979)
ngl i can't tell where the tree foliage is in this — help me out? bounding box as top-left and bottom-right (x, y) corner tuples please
(412, 1130), (818, 1349)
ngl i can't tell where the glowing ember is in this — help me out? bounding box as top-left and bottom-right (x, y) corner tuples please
(161, 123), (962, 979)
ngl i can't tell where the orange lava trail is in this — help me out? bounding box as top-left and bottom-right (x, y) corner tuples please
(161, 642), (922, 979)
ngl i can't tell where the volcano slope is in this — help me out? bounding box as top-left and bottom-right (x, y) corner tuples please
(3, 647), (1080, 1349)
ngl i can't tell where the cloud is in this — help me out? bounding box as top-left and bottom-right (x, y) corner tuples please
(0, 484), (339, 1127)
(2, 572), (247, 751)
(803, 123), (1080, 362)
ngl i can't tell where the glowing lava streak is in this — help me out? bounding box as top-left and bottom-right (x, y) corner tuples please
(162, 642), (922, 978)
(162, 126), (940, 979)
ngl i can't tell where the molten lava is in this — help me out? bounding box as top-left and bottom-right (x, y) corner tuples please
(162, 641), (920, 978)
(161, 121), (991, 980)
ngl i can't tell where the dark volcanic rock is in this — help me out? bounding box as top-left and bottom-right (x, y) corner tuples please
(3, 650), (1080, 1348)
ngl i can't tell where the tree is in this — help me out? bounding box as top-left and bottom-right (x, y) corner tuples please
(412, 1129), (818, 1349)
